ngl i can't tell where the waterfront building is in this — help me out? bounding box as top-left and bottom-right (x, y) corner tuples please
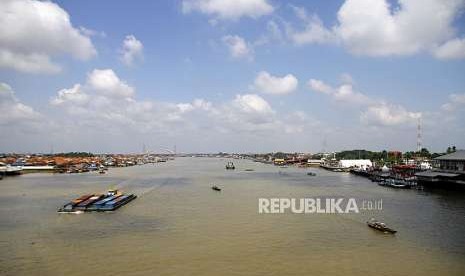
(307, 159), (323, 166)
(416, 150), (465, 188)
(338, 159), (373, 169)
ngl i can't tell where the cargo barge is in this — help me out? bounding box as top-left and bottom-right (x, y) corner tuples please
(58, 189), (136, 213)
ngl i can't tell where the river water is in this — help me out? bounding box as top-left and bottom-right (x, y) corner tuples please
(1, 157), (464, 275)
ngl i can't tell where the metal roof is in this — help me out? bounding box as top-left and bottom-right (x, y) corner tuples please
(434, 150), (465, 161)
(416, 171), (459, 178)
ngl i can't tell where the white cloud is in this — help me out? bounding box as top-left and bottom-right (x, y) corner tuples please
(50, 69), (191, 132)
(177, 99), (212, 113)
(433, 38), (465, 60)
(334, 0), (464, 57)
(288, 1), (465, 60)
(0, 0), (97, 73)
(182, 0), (274, 20)
(308, 79), (334, 94)
(51, 84), (89, 106)
(361, 103), (421, 126)
(253, 71), (298, 95)
(233, 94), (274, 114)
(332, 84), (372, 106)
(0, 82), (41, 124)
(308, 77), (371, 105)
(120, 35), (144, 66)
(308, 75), (421, 126)
(222, 35), (253, 60)
(0, 50), (61, 74)
(87, 69), (135, 98)
(49, 71), (313, 142)
(441, 93), (465, 111)
(289, 14), (338, 45)
(50, 69), (139, 123)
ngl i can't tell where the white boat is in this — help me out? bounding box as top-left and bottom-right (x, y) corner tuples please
(0, 163), (23, 175)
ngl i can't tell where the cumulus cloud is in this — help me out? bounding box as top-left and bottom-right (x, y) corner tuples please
(222, 35), (253, 60)
(288, 11), (338, 45)
(48, 68), (316, 146)
(361, 103), (421, 126)
(308, 75), (421, 126)
(217, 94), (315, 134)
(308, 79), (334, 94)
(120, 35), (144, 66)
(51, 69), (206, 133)
(87, 69), (135, 98)
(308, 77), (371, 105)
(50, 69), (135, 106)
(433, 38), (465, 60)
(288, 1), (465, 60)
(0, 82), (41, 124)
(252, 71), (298, 95)
(441, 93), (465, 111)
(233, 94), (274, 114)
(50, 69), (137, 123)
(51, 84), (89, 106)
(182, 0), (274, 20)
(0, 0), (97, 73)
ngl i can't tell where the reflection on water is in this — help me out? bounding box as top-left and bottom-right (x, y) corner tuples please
(1, 157), (464, 275)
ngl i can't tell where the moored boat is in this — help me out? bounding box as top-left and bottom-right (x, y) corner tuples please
(0, 163), (23, 176)
(367, 218), (396, 234)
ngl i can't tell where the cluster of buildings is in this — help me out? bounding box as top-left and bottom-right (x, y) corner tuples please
(0, 153), (171, 175)
(242, 150), (465, 189)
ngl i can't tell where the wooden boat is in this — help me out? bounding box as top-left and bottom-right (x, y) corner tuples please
(379, 178), (411, 189)
(211, 185), (221, 191)
(367, 218), (396, 234)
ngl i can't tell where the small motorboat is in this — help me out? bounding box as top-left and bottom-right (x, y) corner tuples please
(307, 172), (316, 176)
(245, 169), (254, 171)
(389, 183), (410, 189)
(225, 162), (235, 170)
(211, 185), (221, 191)
(367, 218), (396, 234)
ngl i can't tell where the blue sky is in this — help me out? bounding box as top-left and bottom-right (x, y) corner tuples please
(0, 0), (465, 153)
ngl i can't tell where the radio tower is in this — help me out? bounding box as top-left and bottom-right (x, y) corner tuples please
(416, 117), (422, 152)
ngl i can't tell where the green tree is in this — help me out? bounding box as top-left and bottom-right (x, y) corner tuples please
(420, 148), (431, 158)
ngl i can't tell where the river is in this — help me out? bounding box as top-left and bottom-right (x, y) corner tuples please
(1, 157), (464, 275)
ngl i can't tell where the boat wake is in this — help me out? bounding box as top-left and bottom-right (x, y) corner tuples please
(111, 177), (185, 197)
